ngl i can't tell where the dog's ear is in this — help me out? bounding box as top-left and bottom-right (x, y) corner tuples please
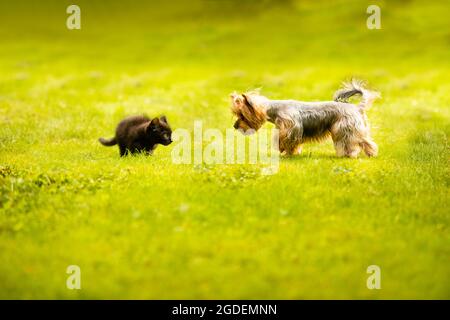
(160, 115), (168, 124)
(230, 93), (243, 105)
(239, 94), (258, 124)
(230, 93), (244, 114)
(242, 94), (256, 112)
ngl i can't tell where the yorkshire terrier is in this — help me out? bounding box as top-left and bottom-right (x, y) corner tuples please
(231, 79), (380, 158)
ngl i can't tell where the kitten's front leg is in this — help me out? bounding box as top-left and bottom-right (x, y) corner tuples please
(145, 145), (157, 156)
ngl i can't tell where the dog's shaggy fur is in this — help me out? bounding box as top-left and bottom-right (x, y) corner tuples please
(231, 79), (380, 157)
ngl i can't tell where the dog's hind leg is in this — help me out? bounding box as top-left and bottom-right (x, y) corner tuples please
(360, 137), (378, 157)
(346, 143), (362, 158)
(333, 139), (346, 157)
(331, 125), (362, 158)
(331, 121), (350, 157)
(332, 116), (372, 158)
(333, 139), (361, 158)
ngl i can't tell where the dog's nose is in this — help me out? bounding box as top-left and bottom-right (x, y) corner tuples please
(233, 121), (239, 129)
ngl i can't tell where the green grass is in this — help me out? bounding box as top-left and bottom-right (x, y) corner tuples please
(0, 0), (449, 299)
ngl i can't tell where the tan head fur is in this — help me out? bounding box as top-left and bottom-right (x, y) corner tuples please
(230, 92), (267, 133)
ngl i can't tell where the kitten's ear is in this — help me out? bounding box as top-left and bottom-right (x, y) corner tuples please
(160, 115), (168, 124)
(148, 117), (159, 131)
(150, 117), (160, 126)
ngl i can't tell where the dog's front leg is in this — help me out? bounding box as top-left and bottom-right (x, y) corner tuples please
(279, 124), (302, 156)
(293, 144), (303, 155)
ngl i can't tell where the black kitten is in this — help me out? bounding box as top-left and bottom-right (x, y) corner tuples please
(99, 115), (172, 156)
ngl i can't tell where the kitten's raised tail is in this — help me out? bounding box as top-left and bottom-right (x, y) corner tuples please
(99, 137), (117, 146)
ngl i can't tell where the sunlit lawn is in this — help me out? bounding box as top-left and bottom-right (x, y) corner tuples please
(0, 0), (449, 299)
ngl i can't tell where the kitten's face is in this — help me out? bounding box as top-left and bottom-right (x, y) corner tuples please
(148, 116), (172, 145)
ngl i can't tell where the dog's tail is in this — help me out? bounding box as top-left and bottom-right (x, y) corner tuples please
(333, 79), (380, 108)
(98, 137), (117, 146)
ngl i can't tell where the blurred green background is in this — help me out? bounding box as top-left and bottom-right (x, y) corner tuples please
(0, 0), (449, 299)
